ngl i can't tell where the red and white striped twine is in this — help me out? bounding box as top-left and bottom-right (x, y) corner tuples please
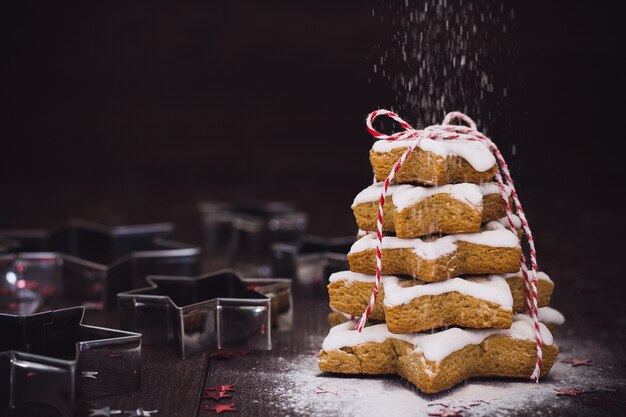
(356, 109), (543, 382)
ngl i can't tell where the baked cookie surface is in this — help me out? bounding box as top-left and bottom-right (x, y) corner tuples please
(352, 182), (511, 237)
(319, 315), (559, 394)
(370, 137), (497, 185)
(328, 269), (555, 324)
(328, 271), (516, 332)
(348, 222), (521, 281)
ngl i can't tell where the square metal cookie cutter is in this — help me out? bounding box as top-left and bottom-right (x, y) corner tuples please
(0, 219), (201, 314)
(118, 269), (292, 358)
(0, 306), (141, 417)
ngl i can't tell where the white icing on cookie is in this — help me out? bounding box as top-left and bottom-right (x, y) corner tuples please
(477, 182), (512, 197)
(508, 314), (554, 345)
(537, 307), (565, 326)
(392, 183), (483, 211)
(322, 315), (553, 362)
(351, 183), (412, 207)
(413, 327), (496, 362)
(330, 307), (355, 320)
(503, 269), (552, 283)
(349, 225), (519, 260)
(489, 215), (522, 231)
(322, 321), (415, 353)
(356, 229), (368, 239)
(353, 182), (507, 208)
(371, 137), (496, 172)
(382, 275), (513, 309)
(328, 271), (394, 284)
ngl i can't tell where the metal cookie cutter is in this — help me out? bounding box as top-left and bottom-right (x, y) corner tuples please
(0, 219), (200, 314)
(197, 200), (308, 276)
(118, 269), (292, 358)
(0, 306), (141, 417)
(271, 235), (354, 285)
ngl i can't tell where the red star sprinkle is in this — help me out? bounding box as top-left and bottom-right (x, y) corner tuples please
(207, 384), (237, 392)
(563, 358), (593, 367)
(203, 390), (233, 401)
(206, 403), (236, 414)
(555, 388), (586, 397)
(428, 408), (464, 417)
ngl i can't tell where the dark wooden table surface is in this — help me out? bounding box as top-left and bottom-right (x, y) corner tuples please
(2, 182), (625, 417)
(3, 184), (626, 417)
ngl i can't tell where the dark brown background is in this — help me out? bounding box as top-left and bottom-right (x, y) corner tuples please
(1, 0), (624, 319)
(1, 1), (626, 416)
(2, 0), (624, 310)
(2, 0), (623, 222)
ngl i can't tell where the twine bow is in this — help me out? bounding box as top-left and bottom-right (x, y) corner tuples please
(357, 109), (544, 382)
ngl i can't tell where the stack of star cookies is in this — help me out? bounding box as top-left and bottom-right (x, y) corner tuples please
(318, 132), (563, 393)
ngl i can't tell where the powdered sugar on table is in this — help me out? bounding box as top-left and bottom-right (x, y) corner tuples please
(258, 335), (623, 417)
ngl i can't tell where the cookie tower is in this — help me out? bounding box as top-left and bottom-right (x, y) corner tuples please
(318, 110), (562, 393)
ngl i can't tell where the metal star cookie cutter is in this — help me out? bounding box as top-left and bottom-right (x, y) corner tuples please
(271, 235), (354, 285)
(0, 219), (201, 314)
(197, 200), (308, 276)
(118, 269), (292, 358)
(0, 306), (141, 417)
